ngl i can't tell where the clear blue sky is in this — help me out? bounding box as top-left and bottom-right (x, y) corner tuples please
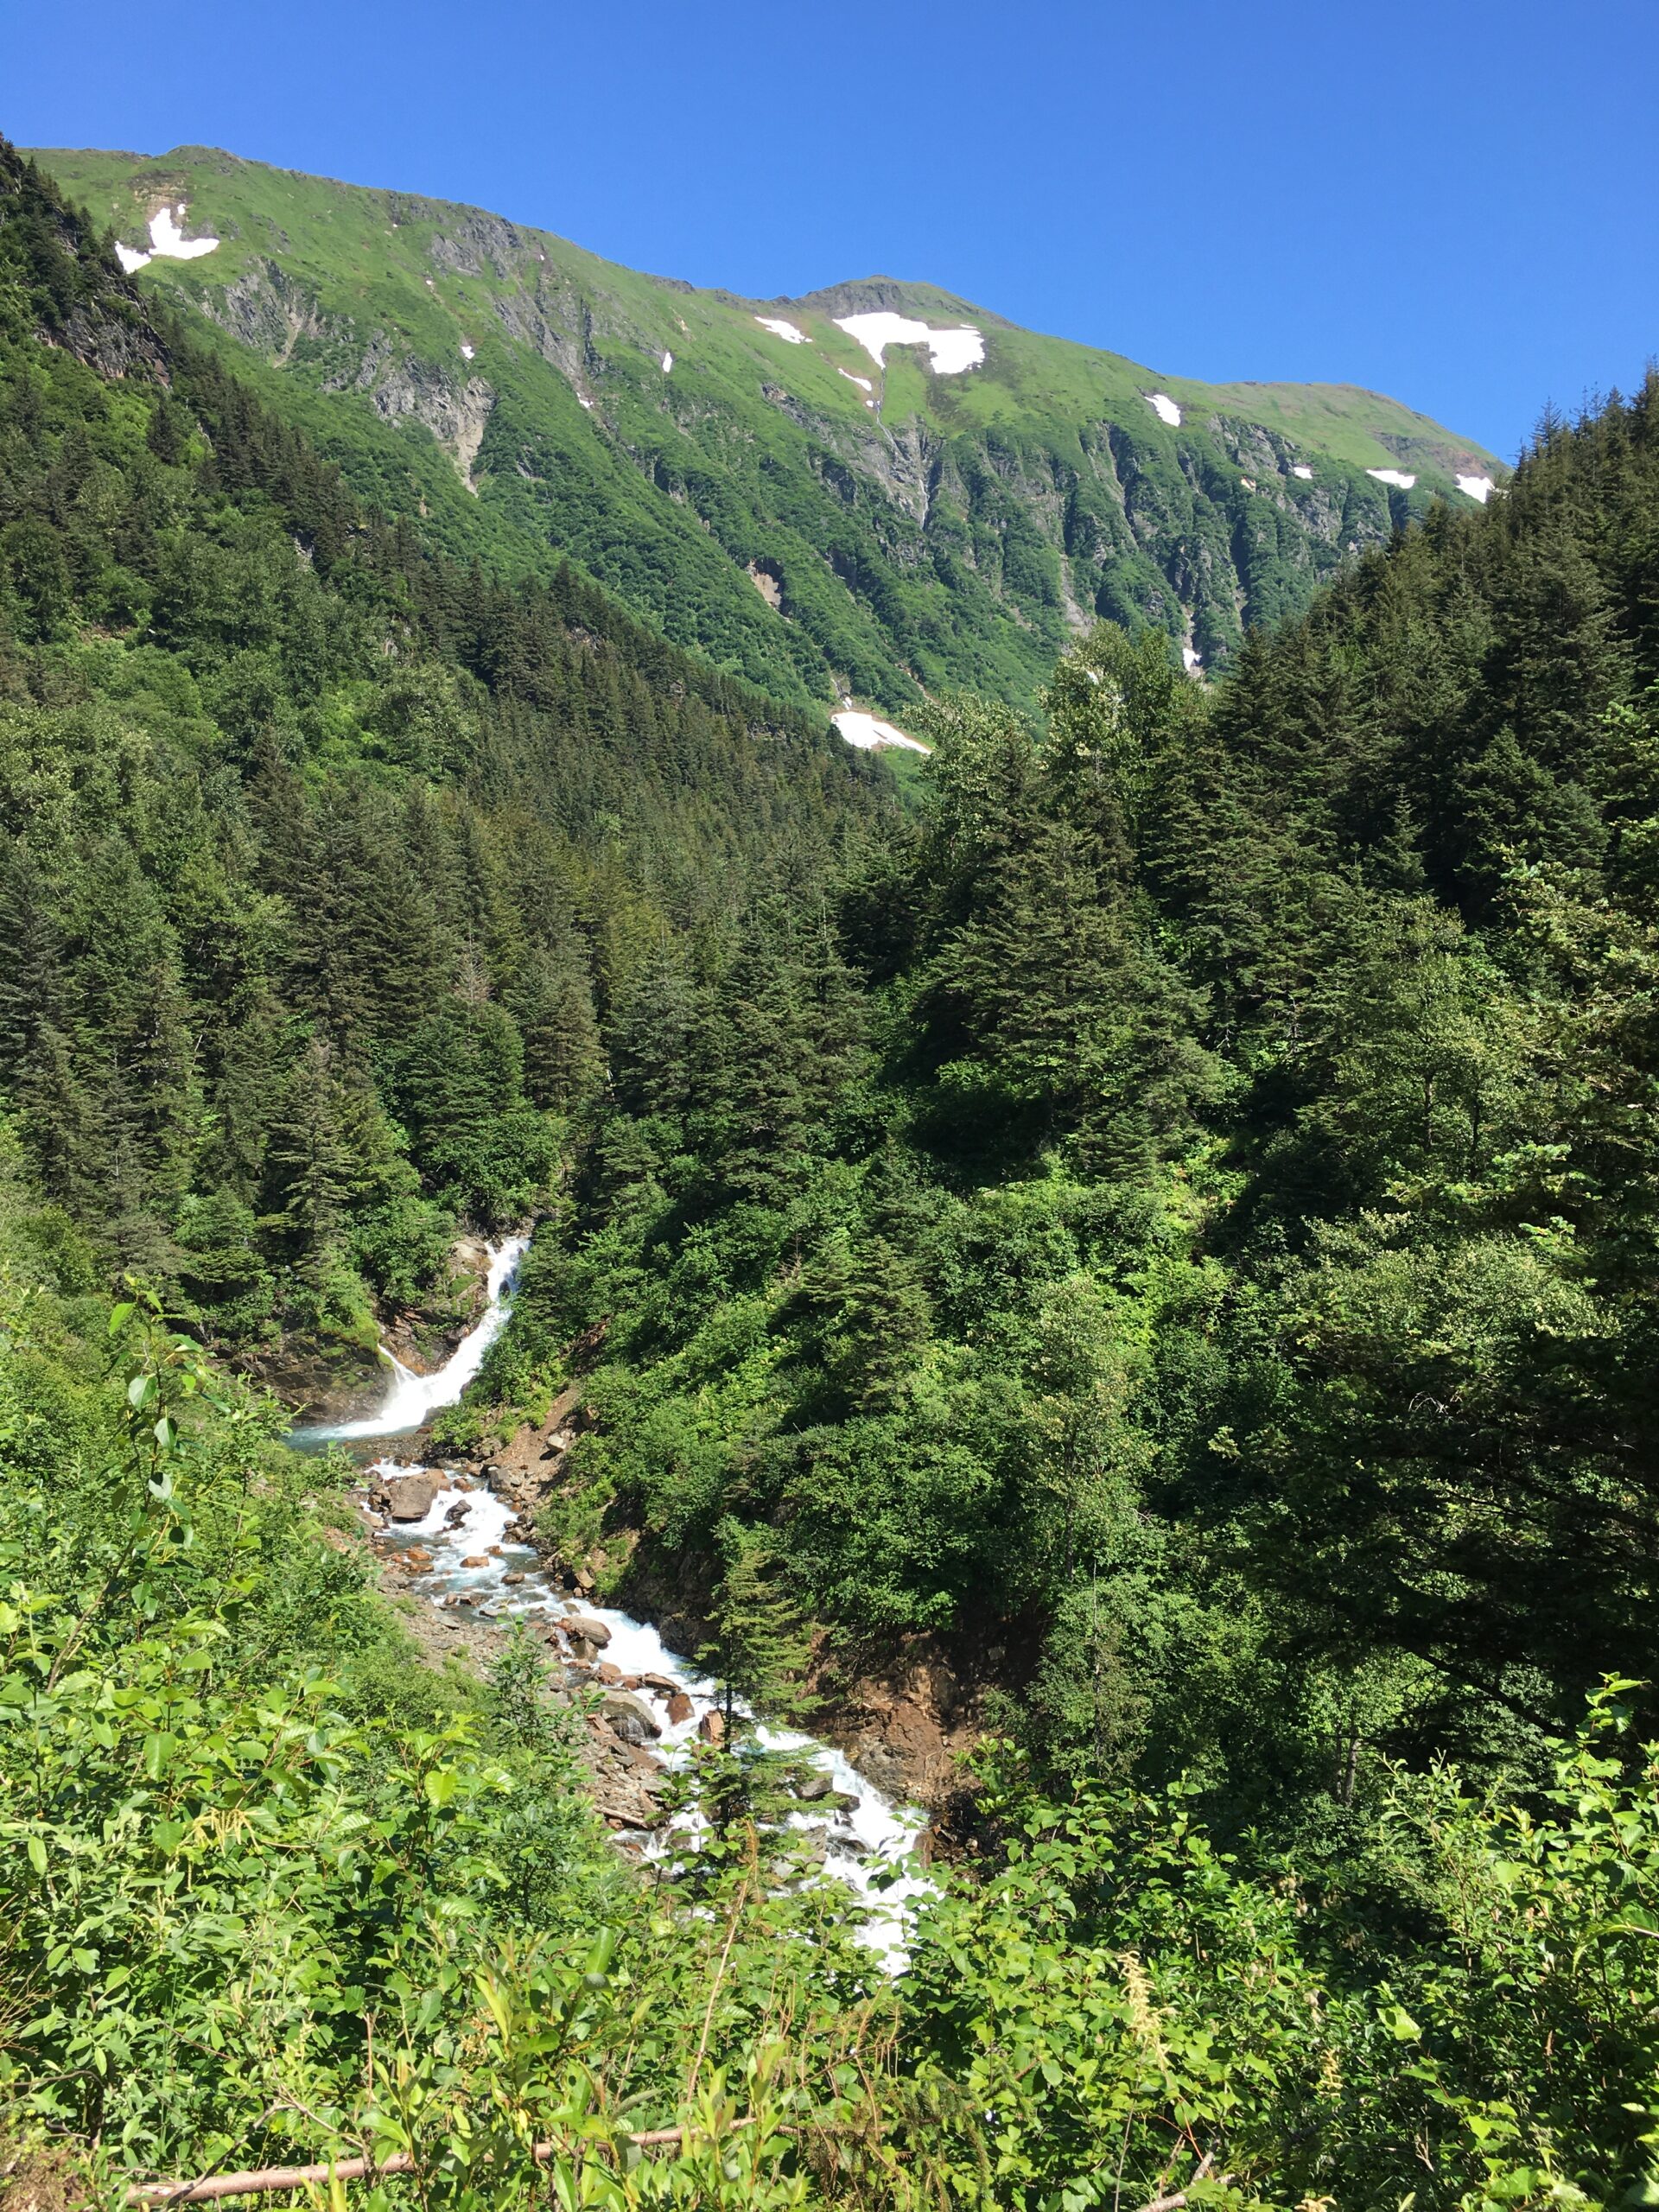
(4, 0), (1655, 460)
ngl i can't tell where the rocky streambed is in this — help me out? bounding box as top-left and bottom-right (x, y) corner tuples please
(296, 1239), (935, 1959)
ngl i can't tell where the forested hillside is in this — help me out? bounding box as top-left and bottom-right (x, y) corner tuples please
(33, 144), (1501, 712)
(486, 373), (1659, 1815)
(9, 132), (1659, 2212)
(0, 139), (891, 1398)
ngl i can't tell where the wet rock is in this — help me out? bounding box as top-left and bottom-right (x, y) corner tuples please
(565, 1613), (612, 1649)
(666, 1690), (694, 1726)
(502, 1571), (525, 1586)
(797, 1772), (836, 1802)
(461, 1554), (489, 1568)
(387, 1474), (440, 1522)
(601, 1691), (663, 1745)
(596, 1662), (623, 1687)
(697, 1709), (726, 1745)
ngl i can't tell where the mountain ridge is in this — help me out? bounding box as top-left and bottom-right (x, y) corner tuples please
(29, 140), (1503, 712)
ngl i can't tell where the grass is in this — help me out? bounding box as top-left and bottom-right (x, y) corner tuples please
(33, 142), (1503, 711)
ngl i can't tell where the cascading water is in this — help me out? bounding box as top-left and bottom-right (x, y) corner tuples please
(295, 1234), (932, 1961)
(292, 1236), (531, 1443)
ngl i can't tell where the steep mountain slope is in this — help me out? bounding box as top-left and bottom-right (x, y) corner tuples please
(0, 137), (889, 1398)
(33, 143), (1503, 711)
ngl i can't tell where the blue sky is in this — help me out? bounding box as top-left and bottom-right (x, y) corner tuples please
(4, 0), (1654, 459)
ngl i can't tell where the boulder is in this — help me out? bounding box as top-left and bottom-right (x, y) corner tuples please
(601, 1691), (663, 1745)
(666, 1690), (694, 1726)
(565, 1612), (612, 1649)
(387, 1474), (440, 1522)
(502, 1571), (525, 1586)
(461, 1554), (489, 1568)
(697, 1709), (726, 1746)
(596, 1661), (623, 1686)
(795, 1771), (836, 1802)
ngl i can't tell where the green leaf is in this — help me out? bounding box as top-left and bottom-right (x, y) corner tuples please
(27, 1834), (46, 1875)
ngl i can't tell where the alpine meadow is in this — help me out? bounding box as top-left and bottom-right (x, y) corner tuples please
(5, 110), (1659, 2212)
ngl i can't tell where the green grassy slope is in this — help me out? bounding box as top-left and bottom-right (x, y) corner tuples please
(33, 143), (1503, 710)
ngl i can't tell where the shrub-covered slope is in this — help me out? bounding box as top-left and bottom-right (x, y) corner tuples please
(33, 143), (1502, 710)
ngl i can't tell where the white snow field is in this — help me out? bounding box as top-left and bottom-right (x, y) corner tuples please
(1144, 392), (1182, 426)
(832, 709), (931, 756)
(838, 367), (874, 391)
(1182, 646), (1203, 672)
(1293, 464), (1314, 480)
(1456, 473), (1497, 504)
(754, 315), (809, 344)
(115, 202), (220, 274)
(1367, 467), (1417, 490)
(461, 342), (475, 360)
(661, 351), (673, 372)
(834, 313), (984, 375)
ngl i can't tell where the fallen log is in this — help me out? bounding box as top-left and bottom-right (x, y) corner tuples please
(125, 2119), (758, 2203)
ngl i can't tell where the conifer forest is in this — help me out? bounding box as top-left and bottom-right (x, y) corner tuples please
(5, 131), (1659, 2212)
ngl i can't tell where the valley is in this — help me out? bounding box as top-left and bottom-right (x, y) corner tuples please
(6, 122), (1659, 2212)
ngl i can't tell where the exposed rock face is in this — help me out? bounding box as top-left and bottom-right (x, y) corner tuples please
(345, 349), (496, 485)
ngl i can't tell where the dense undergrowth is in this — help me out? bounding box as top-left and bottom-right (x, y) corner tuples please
(7, 138), (1659, 2209)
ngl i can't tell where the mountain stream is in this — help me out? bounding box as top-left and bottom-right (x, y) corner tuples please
(293, 1239), (931, 1960)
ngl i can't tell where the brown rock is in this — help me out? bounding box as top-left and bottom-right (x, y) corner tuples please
(597, 1662), (623, 1686)
(387, 1474), (440, 1522)
(697, 1709), (726, 1745)
(502, 1571), (525, 1586)
(461, 1554), (489, 1568)
(601, 1691), (663, 1745)
(666, 1691), (694, 1726)
(565, 1612), (612, 1649)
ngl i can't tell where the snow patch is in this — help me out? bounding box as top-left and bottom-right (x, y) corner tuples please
(1182, 646), (1202, 673)
(460, 342), (475, 360)
(834, 313), (983, 375)
(661, 350), (673, 373)
(755, 315), (809, 344)
(1292, 464), (1314, 480)
(1240, 475), (1256, 491)
(833, 709), (931, 756)
(1145, 392), (1181, 427)
(1455, 472), (1496, 504)
(838, 367), (874, 392)
(115, 201), (220, 274)
(1367, 467), (1416, 490)
(578, 396), (594, 410)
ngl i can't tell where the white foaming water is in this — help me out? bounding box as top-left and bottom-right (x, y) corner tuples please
(299, 1237), (530, 1443)
(372, 1473), (933, 1961)
(335, 1251), (932, 1961)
